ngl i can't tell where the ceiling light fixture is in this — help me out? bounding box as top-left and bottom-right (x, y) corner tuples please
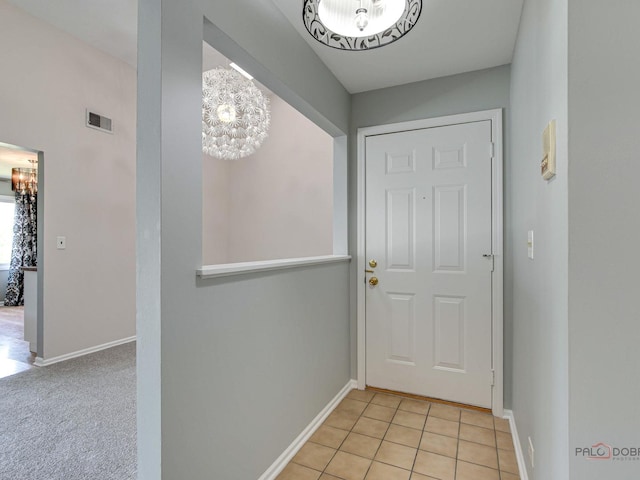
(202, 67), (270, 160)
(303, 0), (422, 51)
(11, 160), (38, 195)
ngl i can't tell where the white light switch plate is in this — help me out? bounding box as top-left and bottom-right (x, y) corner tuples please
(57, 236), (66, 250)
(528, 230), (534, 259)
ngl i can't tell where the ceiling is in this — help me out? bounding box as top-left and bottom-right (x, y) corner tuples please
(8, 0), (523, 93)
(272, 0), (524, 93)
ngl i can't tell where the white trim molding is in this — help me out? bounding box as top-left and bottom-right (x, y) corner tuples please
(34, 335), (136, 367)
(504, 409), (529, 480)
(356, 109), (504, 416)
(197, 255), (351, 279)
(259, 379), (357, 480)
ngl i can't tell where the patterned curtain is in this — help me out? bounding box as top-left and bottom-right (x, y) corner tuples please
(5, 192), (37, 306)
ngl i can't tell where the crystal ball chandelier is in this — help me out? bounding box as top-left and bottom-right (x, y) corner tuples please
(202, 67), (271, 160)
(303, 0), (422, 50)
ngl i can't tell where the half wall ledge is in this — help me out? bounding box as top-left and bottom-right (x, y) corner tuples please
(196, 255), (351, 279)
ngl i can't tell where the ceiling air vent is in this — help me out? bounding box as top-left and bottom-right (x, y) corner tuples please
(86, 109), (113, 134)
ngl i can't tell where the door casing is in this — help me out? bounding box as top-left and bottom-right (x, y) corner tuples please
(356, 109), (504, 417)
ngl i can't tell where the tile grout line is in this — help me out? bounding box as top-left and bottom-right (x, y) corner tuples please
(454, 408), (462, 480)
(359, 393), (400, 479)
(408, 401), (431, 477)
(494, 416), (502, 480)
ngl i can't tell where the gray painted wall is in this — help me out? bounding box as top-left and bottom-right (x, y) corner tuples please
(509, 0), (569, 478)
(349, 64), (512, 396)
(568, 1), (640, 479)
(137, 1), (351, 479)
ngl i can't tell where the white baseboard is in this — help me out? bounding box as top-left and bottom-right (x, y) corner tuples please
(503, 409), (529, 480)
(258, 379), (357, 480)
(34, 335), (136, 367)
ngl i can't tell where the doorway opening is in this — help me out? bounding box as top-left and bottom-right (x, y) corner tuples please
(0, 142), (41, 379)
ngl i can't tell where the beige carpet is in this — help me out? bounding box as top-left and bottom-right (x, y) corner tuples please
(0, 342), (136, 479)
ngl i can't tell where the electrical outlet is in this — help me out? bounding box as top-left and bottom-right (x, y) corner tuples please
(528, 436), (535, 469)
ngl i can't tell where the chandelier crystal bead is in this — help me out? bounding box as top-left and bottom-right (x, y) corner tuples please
(202, 68), (270, 160)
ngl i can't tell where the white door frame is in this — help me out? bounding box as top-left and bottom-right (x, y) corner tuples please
(356, 109), (504, 417)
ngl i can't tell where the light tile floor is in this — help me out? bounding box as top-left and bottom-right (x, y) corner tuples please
(277, 389), (520, 480)
(0, 306), (35, 380)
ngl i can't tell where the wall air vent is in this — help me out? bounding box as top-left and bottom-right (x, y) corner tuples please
(86, 109), (113, 134)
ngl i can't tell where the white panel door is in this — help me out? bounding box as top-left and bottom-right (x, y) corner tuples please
(365, 121), (493, 408)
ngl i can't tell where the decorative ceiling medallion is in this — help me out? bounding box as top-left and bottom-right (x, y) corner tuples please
(303, 0), (422, 51)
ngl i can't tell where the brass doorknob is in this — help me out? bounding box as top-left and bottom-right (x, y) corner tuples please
(369, 259), (378, 268)
(369, 277), (379, 286)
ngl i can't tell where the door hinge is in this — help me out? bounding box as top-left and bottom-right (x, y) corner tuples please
(490, 369), (495, 386)
(489, 142), (495, 158)
(483, 253), (495, 272)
